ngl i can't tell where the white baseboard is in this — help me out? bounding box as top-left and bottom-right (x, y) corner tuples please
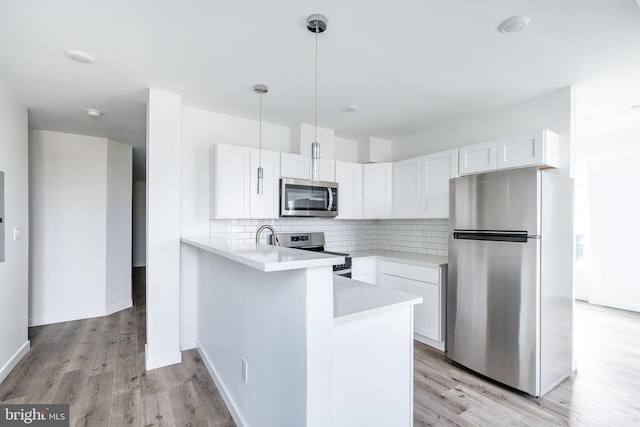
(106, 300), (133, 315)
(197, 343), (247, 427)
(29, 307), (106, 327)
(588, 297), (640, 313)
(0, 341), (30, 384)
(29, 300), (134, 327)
(144, 344), (182, 371)
(414, 333), (445, 352)
(180, 338), (197, 351)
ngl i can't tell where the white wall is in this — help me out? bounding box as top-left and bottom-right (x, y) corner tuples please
(181, 106), (293, 236)
(296, 123), (335, 159)
(575, 125), (640, 160)
(0, 78), (29, 384)
(29, 130), (108, 325)
(132, 181), (146, 267)
(29, 130), (132, 326)
(146, 88), (182, 370)
(196, 250), (334, 427)
(334, 137), (358, 163)
(584, 152), (640, 312)
(106, 140), (133, 313)
(392, 86), (574, 176)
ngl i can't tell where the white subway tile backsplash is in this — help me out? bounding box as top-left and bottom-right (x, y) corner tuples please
(208, 217), (448, 256)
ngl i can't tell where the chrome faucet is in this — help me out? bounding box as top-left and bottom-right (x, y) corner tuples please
(256, 225), (280, 246)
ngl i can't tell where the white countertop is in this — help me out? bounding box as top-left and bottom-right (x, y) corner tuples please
(181, 236), (343, 272)
(333, 276), (423, 324)
(350, 250), (447, 268)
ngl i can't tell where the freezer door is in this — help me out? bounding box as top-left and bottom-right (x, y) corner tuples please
(447, 234), (540, 396)
(449, 167), (540, 235)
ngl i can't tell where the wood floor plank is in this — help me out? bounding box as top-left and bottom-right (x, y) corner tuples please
(2, 269), (640, 426)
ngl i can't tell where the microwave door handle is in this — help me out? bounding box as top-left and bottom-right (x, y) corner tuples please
(327, 187), (333, 211)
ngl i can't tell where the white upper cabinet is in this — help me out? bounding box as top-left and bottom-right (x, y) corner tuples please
(423, 149), (458, 218)
(319, 159), (335, 182)
(335, 161), (363, 219)
(363, 163), (393, 219)
(391, 149), (458, 219)
(393, 158), (423, 218)
(250, 148), (280, 218)
(210, 144), (251, 219)
(280, 153), (310, 179)
(459, 129), (561, 176)
(496, 129), (560, 170)
(459, 140), (498, 175)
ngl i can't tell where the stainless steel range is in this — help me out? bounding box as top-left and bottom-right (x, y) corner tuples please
(273, 232), (352, 277)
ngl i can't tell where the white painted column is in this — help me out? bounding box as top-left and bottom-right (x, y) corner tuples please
(146, 88), (182, 370)
(305, 266), (334, 427)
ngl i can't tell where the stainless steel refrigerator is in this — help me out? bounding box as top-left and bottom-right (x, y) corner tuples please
(447, 167), (573, 397)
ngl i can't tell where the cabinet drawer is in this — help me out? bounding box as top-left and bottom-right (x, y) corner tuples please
(407, 279), (440, 342)
(378, 260), (439, 284)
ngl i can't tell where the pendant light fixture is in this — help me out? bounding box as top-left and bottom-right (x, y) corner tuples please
(306, 14), (327, 181)
(254, 84), (268, 194)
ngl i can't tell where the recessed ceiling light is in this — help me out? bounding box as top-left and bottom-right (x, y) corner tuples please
(342, 105), (358, 113)
(497, 15), (530, 34)
(65, 49), (95, 63)
(631, 105), (640, 111)
(86, 108), (102, 117)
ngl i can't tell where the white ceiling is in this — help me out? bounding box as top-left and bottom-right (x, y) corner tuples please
(1, 0), (639, 176)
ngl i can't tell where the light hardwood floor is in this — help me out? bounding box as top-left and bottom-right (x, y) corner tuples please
(2, 269), (639, 426)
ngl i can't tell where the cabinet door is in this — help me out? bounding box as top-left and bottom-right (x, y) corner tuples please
(351, 258), (376, 284)
(319, 159), (335, 182)
(281, 153), (310, 179)
(379, 273), (406, 292)
(250, 148), (280, 218)
(406, 278), (440, 341)
(363, 163), (393, 219)
(210, 144), (250, 219)
(423, 149), (458, 218)
(497, 129), (560, 170)
(459, 141), (497, 175)
(335, 161), (363, 219)
(393, 157), (423, 218)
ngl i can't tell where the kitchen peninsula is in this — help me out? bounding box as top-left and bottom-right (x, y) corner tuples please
(181, 236), (422, 427)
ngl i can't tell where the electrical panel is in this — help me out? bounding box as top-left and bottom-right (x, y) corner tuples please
(0, 171), (4, 262)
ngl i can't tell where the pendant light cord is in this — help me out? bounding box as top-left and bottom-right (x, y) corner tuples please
(314, 24), (318, 143)
(259, 93), (262, 168)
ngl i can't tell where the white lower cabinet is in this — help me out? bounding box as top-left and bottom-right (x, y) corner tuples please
(351, 257), (375, 284)
(406, 278), (440, 341)
(377, 260), (446, 350)
(379, 273), (406, 292)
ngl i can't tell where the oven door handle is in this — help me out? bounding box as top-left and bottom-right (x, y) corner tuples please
(327, 187), (333, 211)
(334, 268), (351, 276)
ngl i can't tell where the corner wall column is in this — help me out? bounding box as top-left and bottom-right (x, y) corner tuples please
(146, 88), (182, 370)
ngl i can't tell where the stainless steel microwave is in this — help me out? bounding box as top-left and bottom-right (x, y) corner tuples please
(280, 178), (338, 217)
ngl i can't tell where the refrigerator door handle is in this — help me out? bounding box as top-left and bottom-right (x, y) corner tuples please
(453, 230), (529, 243)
